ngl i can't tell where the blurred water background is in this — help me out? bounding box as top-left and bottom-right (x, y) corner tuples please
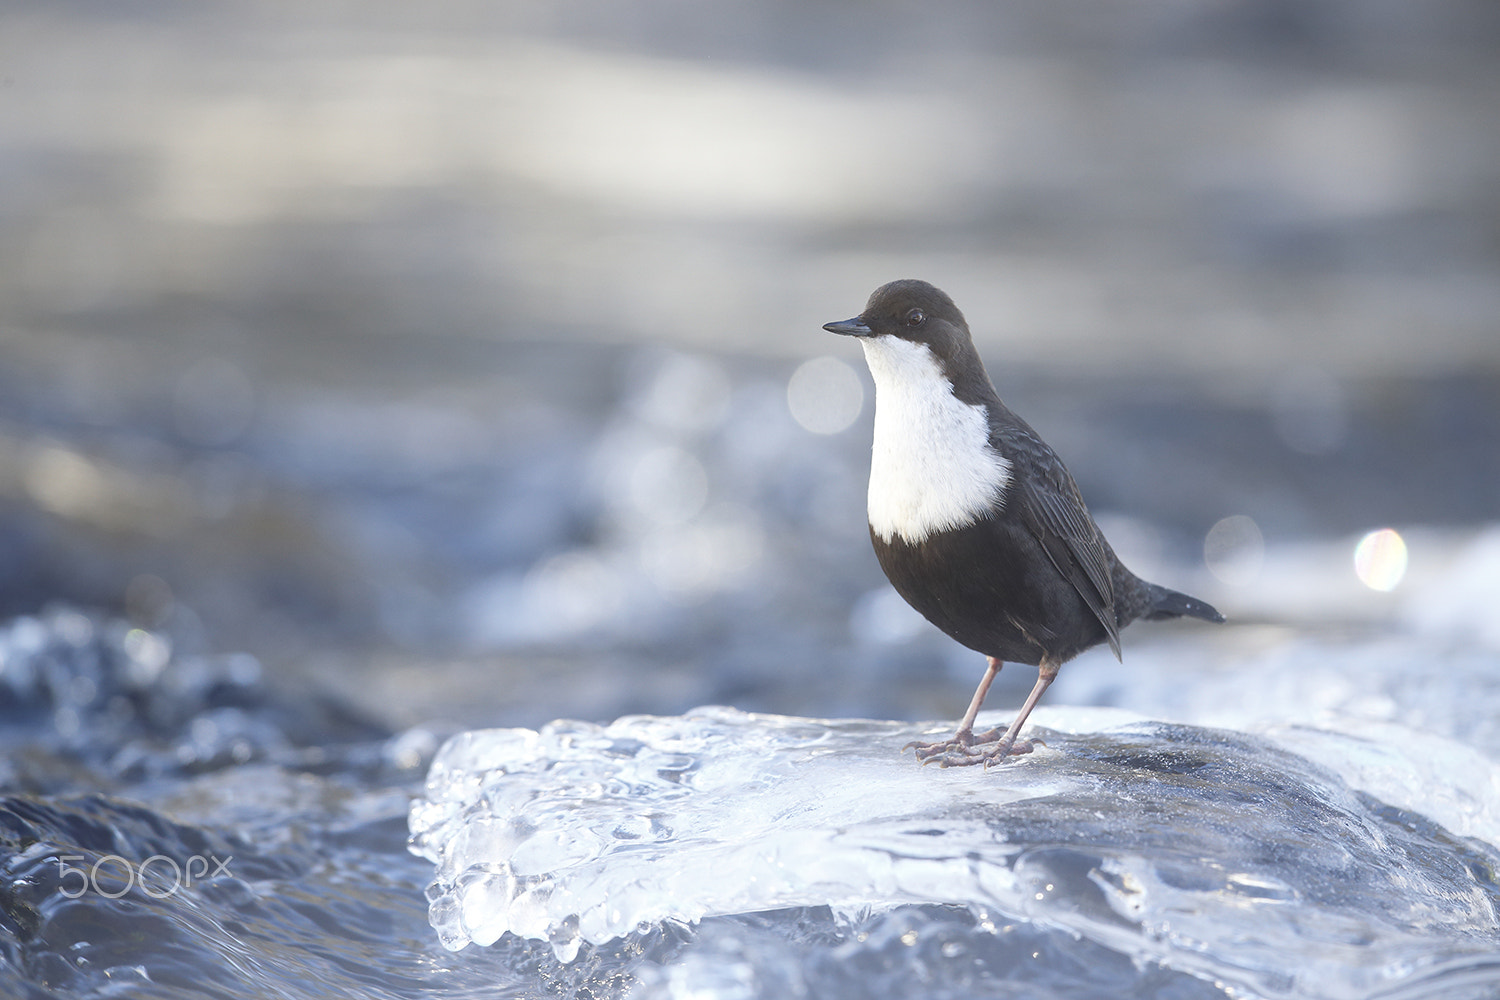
(1, 1), (1498, 997)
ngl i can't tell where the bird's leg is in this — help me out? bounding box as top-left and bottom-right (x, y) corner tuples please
(905, 657), (1002, 764)
(974, 659), (1059, 766)
(907, 658), (1060, 768)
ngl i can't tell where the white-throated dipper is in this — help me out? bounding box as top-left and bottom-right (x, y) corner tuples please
(825, 279), (1224, 767)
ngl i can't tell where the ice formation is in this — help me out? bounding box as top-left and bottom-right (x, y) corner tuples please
(409, 705), (1500, 998)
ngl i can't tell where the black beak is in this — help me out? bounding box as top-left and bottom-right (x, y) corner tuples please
(822, 316), (872, 337)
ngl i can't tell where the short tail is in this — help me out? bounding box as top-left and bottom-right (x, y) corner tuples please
(1144, 584), (1225, 624)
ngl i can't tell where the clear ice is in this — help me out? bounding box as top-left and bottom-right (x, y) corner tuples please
(409, 704), (1500, 998)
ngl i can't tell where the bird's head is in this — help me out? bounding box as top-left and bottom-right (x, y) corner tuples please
(822, 279), (972, 362)
(824, 279), (996, 405)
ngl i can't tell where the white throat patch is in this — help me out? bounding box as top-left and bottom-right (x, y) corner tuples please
(859, 337), (1012, 545)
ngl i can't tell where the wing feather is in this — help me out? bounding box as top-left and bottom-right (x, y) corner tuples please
(1001, 424), (1121, 658)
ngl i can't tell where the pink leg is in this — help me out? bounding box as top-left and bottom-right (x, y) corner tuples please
(905, 656), (1001, 763)
(907, 658), (1059, 768)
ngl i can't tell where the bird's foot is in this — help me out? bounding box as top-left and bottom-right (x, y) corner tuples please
(904, 727), (1040, 768)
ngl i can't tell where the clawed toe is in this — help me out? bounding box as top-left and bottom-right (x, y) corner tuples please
(902, 736), (977, 765)
(904, 730), (1038, 768)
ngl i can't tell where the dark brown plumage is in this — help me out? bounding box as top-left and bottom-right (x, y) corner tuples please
(825, 279), (1223, 766)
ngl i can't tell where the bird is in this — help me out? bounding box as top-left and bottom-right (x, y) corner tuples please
(824, 279), (1224, 767)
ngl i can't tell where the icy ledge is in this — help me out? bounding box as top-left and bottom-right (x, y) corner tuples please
(408, 705), (1500, 997)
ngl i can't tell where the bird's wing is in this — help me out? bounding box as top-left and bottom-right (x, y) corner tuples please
(1003, 428), (1121, 659)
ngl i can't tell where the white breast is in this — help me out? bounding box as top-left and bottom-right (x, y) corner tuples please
(859, 337), (1011, 545)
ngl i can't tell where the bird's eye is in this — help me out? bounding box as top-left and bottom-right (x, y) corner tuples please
(905, 309), (925, 326)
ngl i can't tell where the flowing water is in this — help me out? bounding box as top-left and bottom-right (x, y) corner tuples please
(3, 4), (1499, 996)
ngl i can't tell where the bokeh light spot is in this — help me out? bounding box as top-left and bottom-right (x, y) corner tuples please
(24, 444), (107, 519)
(849, 586), (929, 645)
(786, 356), (864, 435)
(1204, 514), (1265, 586)
(524, 551), (627, 636)
(640, 506), (765, 599)
(631, 353), (731, 434)
(628, 445), (709, 526)
(1354, 528), (1407, 592)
